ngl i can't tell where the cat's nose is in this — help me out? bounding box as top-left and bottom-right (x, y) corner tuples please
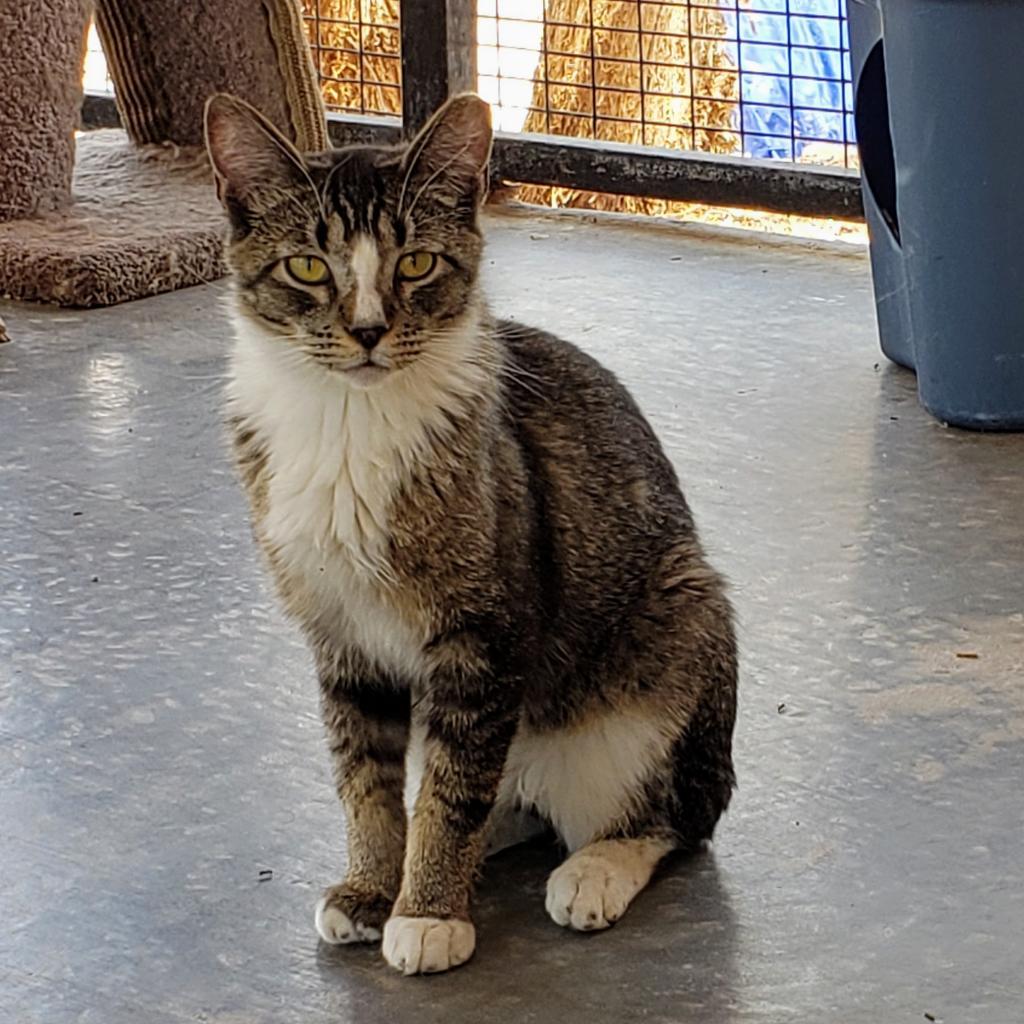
(350, 325), (386, 351)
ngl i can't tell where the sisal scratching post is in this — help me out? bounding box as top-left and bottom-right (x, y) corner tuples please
(0, 0), (325, 309)
(95, 0), (326, 151)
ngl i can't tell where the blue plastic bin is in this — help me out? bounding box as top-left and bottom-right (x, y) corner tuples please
(850, 0), (1024, 430)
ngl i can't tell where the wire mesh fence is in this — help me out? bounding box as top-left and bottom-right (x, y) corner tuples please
(476, 0), (855, 166)
(84, 1), (856, 168)
(300, 0), (401, 117)
(76, 1), (861, 228)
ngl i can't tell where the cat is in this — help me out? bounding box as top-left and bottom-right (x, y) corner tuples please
(204, 91), (737, 976)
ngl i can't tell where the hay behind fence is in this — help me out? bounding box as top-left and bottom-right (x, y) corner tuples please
(302, 1), (739, 151)
(295, 1), (867, 239)
(302, 0), (401, 116)
(522, 1), (738, 152)
(518, 0), (739, 213)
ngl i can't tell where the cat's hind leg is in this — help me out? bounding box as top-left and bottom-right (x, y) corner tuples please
(545, 834), (675, 931)
(543, 623), (737, 932)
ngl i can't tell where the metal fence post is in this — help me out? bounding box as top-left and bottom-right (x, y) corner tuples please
(400, 0), (476, 136)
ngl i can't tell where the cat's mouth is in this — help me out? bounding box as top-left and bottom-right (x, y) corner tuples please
(301, 342), (395, 387)
(340, 361), (392, 388)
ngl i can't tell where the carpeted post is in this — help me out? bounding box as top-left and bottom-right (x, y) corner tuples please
(0, 0), (326, 308)
(0, 0), (91, 221)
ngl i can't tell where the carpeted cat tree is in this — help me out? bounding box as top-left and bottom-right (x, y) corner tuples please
(0, 0), (326, 314)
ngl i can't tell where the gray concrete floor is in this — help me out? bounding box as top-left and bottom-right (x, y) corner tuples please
(2, 209), (1023, 1024)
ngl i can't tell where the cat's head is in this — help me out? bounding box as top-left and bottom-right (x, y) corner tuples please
(204, 93), (492, 389)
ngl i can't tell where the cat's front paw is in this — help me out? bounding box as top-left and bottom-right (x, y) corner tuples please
(382, 915), (476, 975)
(315, 884), (393, 944)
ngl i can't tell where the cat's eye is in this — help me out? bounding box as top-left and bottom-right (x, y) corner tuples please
(284, 255), (331, 285)
(396, 251), (438, 282)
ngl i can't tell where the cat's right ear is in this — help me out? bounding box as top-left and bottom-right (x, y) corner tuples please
(204, 94), (310, 226)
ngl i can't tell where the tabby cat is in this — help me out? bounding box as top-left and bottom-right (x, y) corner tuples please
(204, 92), (737, 975)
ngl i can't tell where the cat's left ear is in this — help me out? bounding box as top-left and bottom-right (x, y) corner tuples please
(401, 93), (493, 210)
(204, 93), (311, 223)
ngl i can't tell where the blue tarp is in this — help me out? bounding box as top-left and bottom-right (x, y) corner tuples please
(719, 0), (854, 160)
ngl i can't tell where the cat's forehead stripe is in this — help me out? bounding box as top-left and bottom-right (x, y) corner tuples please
(351, 234), (384, 327)
(321, 148), (390, 240)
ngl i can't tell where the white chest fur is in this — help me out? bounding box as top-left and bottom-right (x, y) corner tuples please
(226, 316), (481, 679)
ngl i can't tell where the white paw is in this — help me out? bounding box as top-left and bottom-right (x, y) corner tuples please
(382, 915), (476, 975)
(315, 896), (382, 945)
(545, 852), (641, 931)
